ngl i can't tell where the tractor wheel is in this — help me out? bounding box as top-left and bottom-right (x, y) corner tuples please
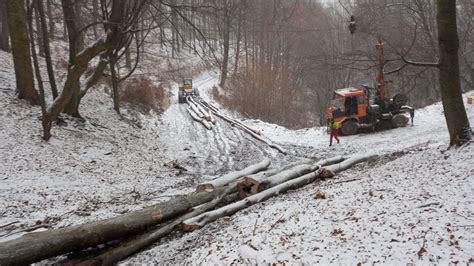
(391, 113), (409, 128)
(341, 120), (359, 136)
(194, 88), (200, 97)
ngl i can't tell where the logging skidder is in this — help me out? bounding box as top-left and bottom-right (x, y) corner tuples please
(326, 39), (415, 136)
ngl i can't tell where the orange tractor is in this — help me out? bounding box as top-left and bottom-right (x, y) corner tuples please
(178, 78), (200, 103)
(326, 39), (414, 135)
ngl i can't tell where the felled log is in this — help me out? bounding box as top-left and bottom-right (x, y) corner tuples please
(186, 98), (204, 118)
(76, 186), (236, 266)
(188, 97), (211, 121)
(238, 156), (344, 198)
(0, 188), (230, 265)
(232, 119), (261, 135)
(233, 123), (287, 154)
(243, 158), (314, 181)
(182, 153), (377, 231)
(186, 107), (212, 130)
(196, 158), (271, 192)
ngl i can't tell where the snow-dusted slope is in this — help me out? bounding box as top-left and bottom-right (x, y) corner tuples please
(125, 93), (474, 264)
(1, 47), (473, 264)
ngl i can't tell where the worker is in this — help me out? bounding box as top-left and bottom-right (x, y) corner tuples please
(329, 118), (341, 146)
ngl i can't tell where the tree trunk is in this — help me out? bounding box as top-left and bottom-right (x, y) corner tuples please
(110, 53), (121, 114)
(27, 1), (49, 140)
(5, 0), (40, 105)
(61, 0), (82, 117)
(0, 189), (230, 265)
(436, 0), (472, 146)
(0, 0), (10, 52)
(219, 14), (230, 87)
(46, 0), (54, 38)
(233, 7), (242, 77)
(91, 0), (99, 38)
(73, 0), (84, 51)
(35, 0), (58, 99)
(34, 5), (44, 56)
(183, 153), (377, 231)
(196, 158), (271, 192)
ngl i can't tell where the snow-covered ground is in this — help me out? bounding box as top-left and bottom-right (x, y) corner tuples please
(1, 47), (473, 264)
(124, 91), (474, 264)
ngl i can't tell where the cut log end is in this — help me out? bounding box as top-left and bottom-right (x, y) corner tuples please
(181, 223), (202, 232)
(237, 177), (261, 199)
(319, 168), (335, 179)
(195, 184), (215, 193)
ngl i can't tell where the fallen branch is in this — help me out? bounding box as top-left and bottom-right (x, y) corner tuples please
(196, 158), (271, 192)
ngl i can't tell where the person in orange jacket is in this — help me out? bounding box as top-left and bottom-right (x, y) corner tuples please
(329, 118), (341, 146)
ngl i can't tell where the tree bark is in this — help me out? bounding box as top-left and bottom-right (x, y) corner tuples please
(0, 188), (230, 265)
(196, 158), (271, 192)
(436, 0), (472, 146)
(5, 0), (40, 105)
(183, 153), (377, 231)
(35, 0), (58, 99)
(75, 187), (235, 266)
(0, 0), (10, 52)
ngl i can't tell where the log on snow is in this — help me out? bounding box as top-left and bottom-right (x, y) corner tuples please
(196, 158), (271, 192)
(194, 100), (216, 124)
(187, 98), (204, 119)
(210, 109), (285, 154)
(0, 189), (229, 265)
(188, 97), (210, 120)
(76, 186), (236, 266)
(238, 156), (344, 198)
(182, 153), (377, 231)
(186, 107), (212, 130)
(234, 123), (287, 154)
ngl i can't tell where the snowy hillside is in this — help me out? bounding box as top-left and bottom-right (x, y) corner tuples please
(1, 45), (473, 264)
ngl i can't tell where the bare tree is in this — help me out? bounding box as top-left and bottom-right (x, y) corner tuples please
(0, 0), (10, 51)
(436, 0), (471, 145)
(35, 0), (58, 99)
(5, 0), (40, 105)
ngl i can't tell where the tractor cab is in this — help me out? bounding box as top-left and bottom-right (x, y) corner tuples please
(327, 87), (368, 121)
(178, 78), (199, 104)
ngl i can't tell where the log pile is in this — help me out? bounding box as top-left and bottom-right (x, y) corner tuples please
(0, 153), (376, 265)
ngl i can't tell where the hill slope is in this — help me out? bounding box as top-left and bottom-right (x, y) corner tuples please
(0, 49), (473, 264)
